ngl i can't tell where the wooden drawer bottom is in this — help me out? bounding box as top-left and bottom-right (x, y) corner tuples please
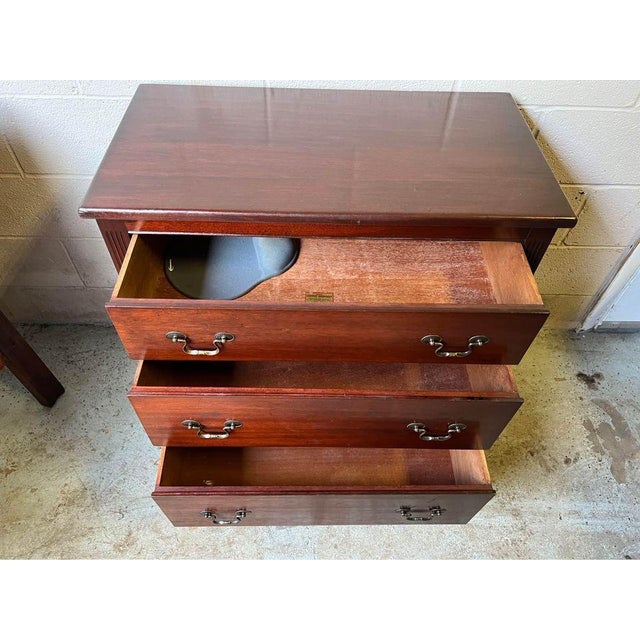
(152, 447), (495, 526)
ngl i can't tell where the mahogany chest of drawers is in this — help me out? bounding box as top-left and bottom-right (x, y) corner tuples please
(79, 84), (576, 526)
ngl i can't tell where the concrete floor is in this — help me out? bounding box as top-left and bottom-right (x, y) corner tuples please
(0, 324), (638, 559)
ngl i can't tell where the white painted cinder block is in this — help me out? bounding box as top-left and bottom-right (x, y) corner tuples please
(0, 177), (97, 237)
(536, 109), (640, 184)
(536, 247), (625, 296)
(564, 187), (640, 247)
(0, 139), (19, 173)
(455, 80), (640, 107)
(76, 79), (457, 96)
(63, 237), (117, 288)
(0, 80), (78, 95)
(77, 80), (146, 96)
(77, 79), (266, 96)
(552, 186), (587, 245)
(0, 97), (130, 174)
(0, 286), (111, 323)
(0, 237), (83, 288)
(541, 295), (594, 329)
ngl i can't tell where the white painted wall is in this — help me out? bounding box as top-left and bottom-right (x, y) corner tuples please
(1, 79), (639, 326)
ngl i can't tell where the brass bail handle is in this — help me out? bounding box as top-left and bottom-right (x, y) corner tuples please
(166, 331), (235, 356)
(407, 422), (467, 442)
(200, 509), (250, 525)
(421, 334), (489, 358)
(182, 419), (242, 439)
(396, 506), (445, 522)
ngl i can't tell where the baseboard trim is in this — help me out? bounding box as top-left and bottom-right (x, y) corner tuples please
(593, 321), (640, 333)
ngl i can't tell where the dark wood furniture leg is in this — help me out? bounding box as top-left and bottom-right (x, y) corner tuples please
(0, 310), (65, 407)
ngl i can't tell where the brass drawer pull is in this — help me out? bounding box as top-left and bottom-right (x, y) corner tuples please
(407, 421), (467, 442)
(182, 419), (242, 439)
(166, 331), (234, 356)
(200, 508), (250, 525)
(421, 334), (489, 358)
(397, 506), (444, 522)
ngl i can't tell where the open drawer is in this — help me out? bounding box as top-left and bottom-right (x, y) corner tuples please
(108, 234), (548, 364)
(152, 447), (495, 526)
(130, 360), (522, 449)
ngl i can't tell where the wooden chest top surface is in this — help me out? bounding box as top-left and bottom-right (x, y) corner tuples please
(80, 84), (575, 230)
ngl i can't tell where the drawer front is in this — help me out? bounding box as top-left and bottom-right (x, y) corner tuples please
(152, 491), (494, 526)
(110, 235), (547, 365)
(130, 394), (521, 449)
(152, 447), (494, 526)
(109, 305), (547, 364)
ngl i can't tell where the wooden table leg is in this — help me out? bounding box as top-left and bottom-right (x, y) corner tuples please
(0, 310), (65, 407)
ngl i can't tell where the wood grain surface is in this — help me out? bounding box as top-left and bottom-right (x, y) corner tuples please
(152, 492), (495, 526)
(108, 234), (547, 363)
(78, 83), (565, 529)
(133, 360), (515, 391)
(129, 360), (521, 449)
(99, 220), (553, 274)
(109, 304), (546, 363)
(152, 447), (494, 525)
(157, 447), (459, 487)
(115, 234), (542, 304)
(80, 85), (576, 232)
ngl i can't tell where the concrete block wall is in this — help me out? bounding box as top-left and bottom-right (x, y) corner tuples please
(1, 80), (639, 327)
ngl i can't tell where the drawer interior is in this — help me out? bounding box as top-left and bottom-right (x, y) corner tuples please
(156, 447), (492, 489)
(134, 359), (518, 396)
(114, 234), (542, 306)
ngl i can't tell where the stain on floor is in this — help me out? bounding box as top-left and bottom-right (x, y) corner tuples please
(576, 371), (604, 389)
(583, 399), (640, 484)
(0, 461), (19, 478)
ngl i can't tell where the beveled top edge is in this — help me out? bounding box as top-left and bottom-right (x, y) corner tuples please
(81, 83), (577, 228)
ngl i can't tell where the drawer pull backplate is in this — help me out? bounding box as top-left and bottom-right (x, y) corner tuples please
(200, 509), (250, 525)
(421, 334), (489, 358)
(166, 331), (234, 356)
(407, 422), (467, 442)
(182, 419), (242, 439)
(397, 506), (444, 522)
